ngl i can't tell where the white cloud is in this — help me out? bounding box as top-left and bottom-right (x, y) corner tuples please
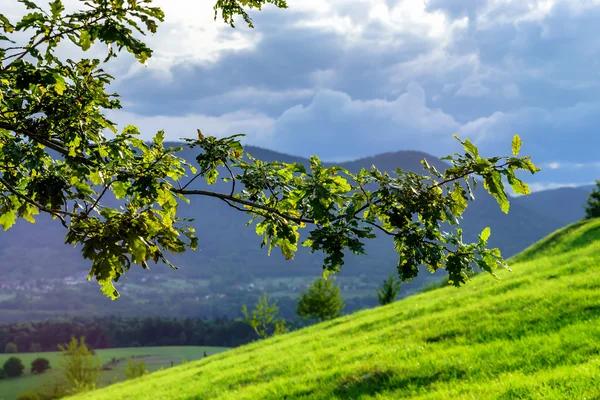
(106, 109), (276, 145)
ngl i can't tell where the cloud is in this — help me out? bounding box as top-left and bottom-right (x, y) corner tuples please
(271, 82), (460, 160)
(106, 110), (276, 145)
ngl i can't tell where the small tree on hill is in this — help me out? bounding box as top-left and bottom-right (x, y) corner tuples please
(297, 277), (345, 322)
(31, 358), (51, 374)
(376, 272), (402, 305)
(57, 337), (101, 393)
(125, 359), (148, 380)
(5, 342), (18, 354)
(585, 181), (600, 219)
(3, 357), (25, 378)
(241, 293), (288, 339)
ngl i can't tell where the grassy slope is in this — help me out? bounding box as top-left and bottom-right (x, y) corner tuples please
(74, 219), (600, 400)
(0, 347), (227, 400)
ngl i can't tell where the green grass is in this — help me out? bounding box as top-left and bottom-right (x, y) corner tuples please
(0, 346), (227, 400)
(69, 218), (600, 400)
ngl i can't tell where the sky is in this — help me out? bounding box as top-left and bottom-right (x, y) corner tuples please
(6, 0), (600, 191)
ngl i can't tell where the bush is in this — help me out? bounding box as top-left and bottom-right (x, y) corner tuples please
(0, 368), (6, 380)
(125, 359), (148, 380)
(297, 277), (345, 322)
(5, 342), (18, 354)
(3, 357), (25, 378)
(585, 180), (600, 219)
(16, 392), (40, 400)
(58, 336), (101, 393)
(31, 358), (51, 374)
(29, 343), (42, 353)
(376, 272), (402, 305)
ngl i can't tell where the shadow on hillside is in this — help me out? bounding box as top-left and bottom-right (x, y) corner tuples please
(333, 366), (465, 398)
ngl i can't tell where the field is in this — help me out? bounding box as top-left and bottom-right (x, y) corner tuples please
(70, 218), (600, 399)
(0, 346), (227, 400)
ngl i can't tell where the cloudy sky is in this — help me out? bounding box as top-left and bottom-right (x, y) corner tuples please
(8, 0), (600, 191)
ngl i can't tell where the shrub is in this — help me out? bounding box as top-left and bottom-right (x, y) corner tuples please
(0, 368), (6, 380)
(3, 357), (25, 378)
(31, 358), (51, 374)
(5, 342), (18, 354)
(125, 359), (148, 380)
(241, 293), (288, 339)
(58, 336), (101, 393)
(297, 277), (345, 322)
(376, 272), (402, 305)
(585, 180), (600, 219)
(29, 343), (42, 353)
(16, 392), (40, 400)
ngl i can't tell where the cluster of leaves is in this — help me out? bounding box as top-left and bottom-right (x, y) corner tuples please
(1, 0), (540, 300)
(241, 292), (288, 339)
(297, 277), (345, 322)
(213, 0), (288, 28)
(585, 180), (600, 219)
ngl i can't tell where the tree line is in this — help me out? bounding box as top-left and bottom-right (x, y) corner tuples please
(0, 316), (267, 352)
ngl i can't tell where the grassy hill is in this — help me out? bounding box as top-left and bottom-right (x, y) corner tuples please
(70, 218), (600, 399)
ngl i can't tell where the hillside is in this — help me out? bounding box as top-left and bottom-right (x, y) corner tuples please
(73, 218), (600, 399)
(0, 145), (591, 322)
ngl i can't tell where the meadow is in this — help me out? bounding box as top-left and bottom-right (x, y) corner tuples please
(0, 346), (227, 400)
(68, 218), (600, 399)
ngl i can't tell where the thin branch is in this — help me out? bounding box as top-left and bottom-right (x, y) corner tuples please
(223, 162), (236, 197)
(0, 122), (96, 166)
(0, 176), (74, 228)
(354, 216), (394, 236)
(173, 187), (314, 224)
(84, 180), (113, 218)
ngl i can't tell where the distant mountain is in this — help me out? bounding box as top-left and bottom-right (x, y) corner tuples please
(0, 145), (593, 320)
(512, 186), (594, 225)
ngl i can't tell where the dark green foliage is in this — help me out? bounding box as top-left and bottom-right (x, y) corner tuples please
(4, 342), (17, 353)
(29, 342), (41, 352)
(0, 0), (539, 299)
(297, 278), (345, 322)
(31, 357), (50, 374)
(3, 356), (24, 377)
(241, 293), (288, 339)
(0, 367), (6, 379)
(16, 392), (40, 400)
(376, 272), (402, 305)
(585, 180), (600, 219)
(124, 359), (147, 380)
(0, 316), (272, 351)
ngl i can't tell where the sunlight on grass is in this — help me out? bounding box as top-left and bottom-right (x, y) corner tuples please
(71, 219), (600, 400)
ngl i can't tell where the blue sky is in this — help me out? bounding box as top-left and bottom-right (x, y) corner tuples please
(8, 0), (600, 191)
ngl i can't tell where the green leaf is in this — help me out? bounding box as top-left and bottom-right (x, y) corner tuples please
(479, 227), (491, 247)
(80, 30), (91, 51)
(52, 73), (66, 95)
(463, 139), (478, 157)
(0, 211), (17, 231)
(99, 279), (119, 300)
(512, 134), (522, 157)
